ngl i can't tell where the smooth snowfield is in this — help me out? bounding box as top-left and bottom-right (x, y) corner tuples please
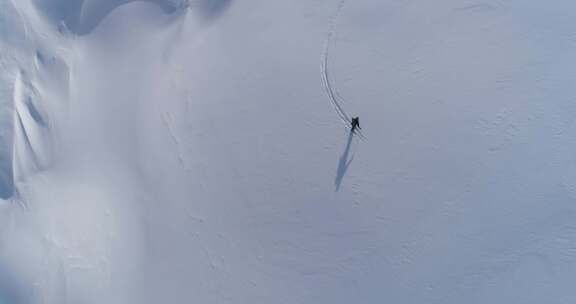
(3, 0), (576, 303)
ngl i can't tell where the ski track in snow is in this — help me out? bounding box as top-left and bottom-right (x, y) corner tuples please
(321, 0), (366, 140)
(7, 0), (576, 302)
(321, 0), (350, 126)
(162, 111), (188, 169)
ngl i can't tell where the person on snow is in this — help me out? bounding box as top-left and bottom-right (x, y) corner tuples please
(351, 116), (360, 133)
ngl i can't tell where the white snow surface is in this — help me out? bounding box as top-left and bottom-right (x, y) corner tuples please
(2, 0), (576, 303)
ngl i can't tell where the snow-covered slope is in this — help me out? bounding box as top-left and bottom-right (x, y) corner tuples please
(3, 0), (576, 303)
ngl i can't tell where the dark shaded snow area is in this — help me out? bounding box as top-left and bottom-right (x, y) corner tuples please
(3, 0), (576, 303)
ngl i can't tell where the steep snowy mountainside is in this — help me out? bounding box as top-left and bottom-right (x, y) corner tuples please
(3, 0), (576, 303)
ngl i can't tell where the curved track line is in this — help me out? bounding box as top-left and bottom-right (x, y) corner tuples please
(321, 0), (350, 127)
(321, 0), (366, 140)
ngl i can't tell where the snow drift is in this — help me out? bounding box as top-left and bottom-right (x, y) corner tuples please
(3, 0), (576, 303)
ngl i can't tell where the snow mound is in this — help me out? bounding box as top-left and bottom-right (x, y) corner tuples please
(29, 0), (232, 34)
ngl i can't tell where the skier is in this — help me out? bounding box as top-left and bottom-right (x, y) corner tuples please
(351, 116), (360, 133)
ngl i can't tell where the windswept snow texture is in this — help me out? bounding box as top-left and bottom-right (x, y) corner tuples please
(4, 0), (576, 303)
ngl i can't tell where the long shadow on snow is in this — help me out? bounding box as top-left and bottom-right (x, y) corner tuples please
(335, 130), (354, 191)
(0, 260), (29, 304)
(0, 172), (13, 199)
(0, 131), (13, 199)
